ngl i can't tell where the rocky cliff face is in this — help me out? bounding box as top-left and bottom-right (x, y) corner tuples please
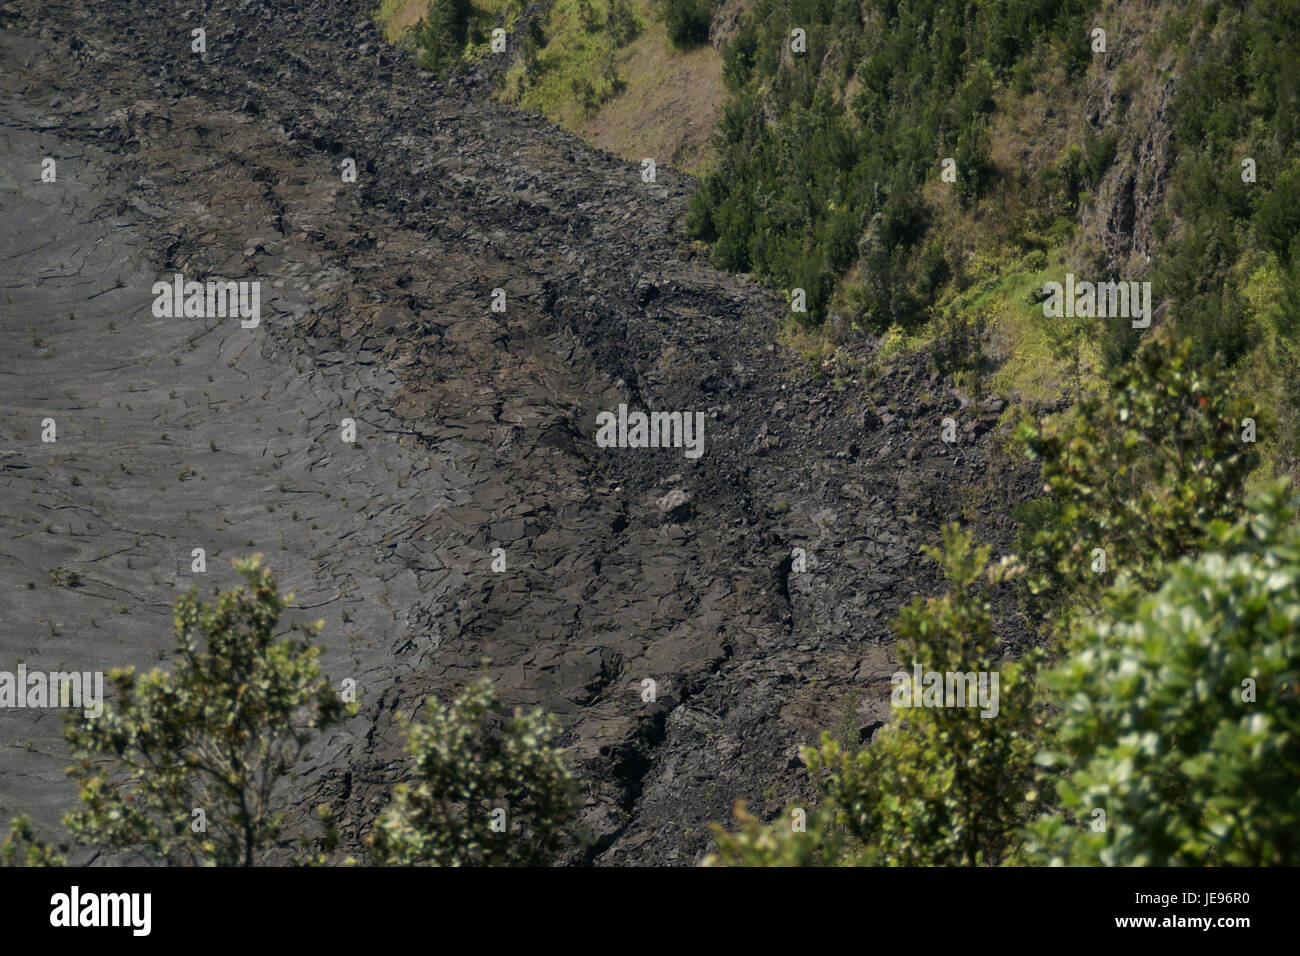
(0, 0), (1035, 864)
(1075, 6), (1178, 283)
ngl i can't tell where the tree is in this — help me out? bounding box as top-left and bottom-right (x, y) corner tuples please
(415, 0), (475, 74)
(1028, 482), (1300, 865)
(663, 0), (712, 49)
(63, 556), (347, 866)
(1019, 331), (1261, 620)
(369, 678), (578, 866)
(707, 526), (1043, 865)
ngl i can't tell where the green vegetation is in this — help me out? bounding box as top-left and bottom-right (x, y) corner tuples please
(62, 556), (348, 866)
(687, 0), (1097, 325)
(710, 334), (1296, 866)
(1028, 483), (1300, 865)
(1020, 333), (1261, 618)
(369, 678), (579, 865)
(1, 816), (65, 867)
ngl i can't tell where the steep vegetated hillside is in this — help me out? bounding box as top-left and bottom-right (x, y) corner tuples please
(687, 0), (1300, 470)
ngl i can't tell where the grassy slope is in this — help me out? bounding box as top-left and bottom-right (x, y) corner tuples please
(572, 14), (723, 176)
(377, 0), (725, 176)
(376, 0), (430, 43)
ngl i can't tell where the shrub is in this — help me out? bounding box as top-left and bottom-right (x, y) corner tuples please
(707, 526), (1043, 865)
(369, 679), (578, 865)
(1019, 332), (1261, 620)
(414, 0), (475, 74)
(63, 556), (347, 865)
(663, 0), (712, 49)
(1029, 483), (1300, 865)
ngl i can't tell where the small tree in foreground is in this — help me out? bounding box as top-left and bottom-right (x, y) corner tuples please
(63, 555), (347, 866)
(369, 679), (578, 866)
(1028, 483), (1300, 865)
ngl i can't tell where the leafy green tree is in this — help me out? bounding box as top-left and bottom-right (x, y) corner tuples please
(1028, 482), (1300, 865)
(0, 816), (65, 867)
(708, 526), (1043, 865)
(663, 0), (712, 49)
(1019, 332), (1261, 620)
(63, 556), (347, 866)
(369, 678), (578, 866)
(415, 0), (476, 74)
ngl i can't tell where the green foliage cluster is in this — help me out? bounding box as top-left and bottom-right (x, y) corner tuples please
(413, 0), (476, 74)
(369, 678), (579, 865)
(62, 556), (348, 866)
(662, 0), (712, 49)
(1019, 332), (1261, 617)
(687, 0), (1096, 324)
(1029, 483), (1300, 866)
